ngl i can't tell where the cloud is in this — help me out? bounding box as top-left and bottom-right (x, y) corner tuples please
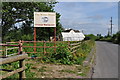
(62, 22), (110, 35)
(54, 2), (118, 35)
(77, 2), (117, 14)
(57, 0), (119, 2)
(87, 15), (104, 20)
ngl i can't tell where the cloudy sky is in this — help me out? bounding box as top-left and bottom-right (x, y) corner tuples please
(54, 1), (118, 35)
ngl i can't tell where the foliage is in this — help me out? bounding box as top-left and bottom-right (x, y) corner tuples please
(21, 34), (33, 41)
(85, 34), (97, 41)
(2, 40), (95, 78)
(96, 34), (104, 41)
(2, 2), (63, 42)
(2, 62), (35, 79)
(96, 31), (120, 44)
(111, 31), (120, 44)
(25, 63), (36, 78)
(6, 41), (95, 65)
(73, 40), (94, 65)
(50, 44), (73, 64)
(41, 40), (94, 65)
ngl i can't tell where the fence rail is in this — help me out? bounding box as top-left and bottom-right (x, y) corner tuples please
(6, 40), (58, 55)
(0, 42), (28, 79)
(7, 53), (18, 57)
(0, 44), (19, 47)
(1, 67), (26, 79)
(0, 54), (28, 79)
(0, 53), (27, 65)
(1, 40), (82, 57)
(7, 47), (19, 50)
(70, 42), (81, 46)
(68, 41), (82, 54)
(0, 41), (22, 57)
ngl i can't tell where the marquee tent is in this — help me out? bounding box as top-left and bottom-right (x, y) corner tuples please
(61, 29), (85, 41)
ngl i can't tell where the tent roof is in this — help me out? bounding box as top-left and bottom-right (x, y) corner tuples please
(63, 29), (80, 32)
(61, 31), (85, 38)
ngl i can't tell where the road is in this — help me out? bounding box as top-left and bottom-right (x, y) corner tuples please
(93, 41), (118, 78)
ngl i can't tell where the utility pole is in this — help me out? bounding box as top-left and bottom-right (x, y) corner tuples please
(107, 28), (110, 36)
(110, 17), (114, 35)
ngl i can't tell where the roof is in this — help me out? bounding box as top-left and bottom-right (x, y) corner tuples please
(61, 30), (85, 38)
(63, 29), (80, 32)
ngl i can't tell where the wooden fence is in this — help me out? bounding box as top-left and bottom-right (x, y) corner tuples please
(6, 40), (57, 55)
(2, 40), (83, 59)
(0, 43), (28, 79)
(0, 40), (83, 79)
(0, 40), (23, 57)
(68, 41), (82, 54)
(0, 54), (28, 79)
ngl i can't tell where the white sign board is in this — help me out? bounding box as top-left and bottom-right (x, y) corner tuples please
(34, 12), (56, 27)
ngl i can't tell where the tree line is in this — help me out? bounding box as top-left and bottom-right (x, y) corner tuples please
(85, 31), (120, 45)
(96, 31), (120, 44)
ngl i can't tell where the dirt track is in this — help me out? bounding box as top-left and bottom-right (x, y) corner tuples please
(25, 60), (86, 78)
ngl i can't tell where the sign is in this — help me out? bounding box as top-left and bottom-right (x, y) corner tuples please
(34, 12), (56, 27)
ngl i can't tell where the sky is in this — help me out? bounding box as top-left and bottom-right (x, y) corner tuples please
(54, 2), (118, 36)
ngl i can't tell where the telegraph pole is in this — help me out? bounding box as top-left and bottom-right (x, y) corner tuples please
(107, 28), (110, 36)
(110, 17), (114, 35)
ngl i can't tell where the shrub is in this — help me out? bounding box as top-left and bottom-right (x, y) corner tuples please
(51, 45), (73, 64)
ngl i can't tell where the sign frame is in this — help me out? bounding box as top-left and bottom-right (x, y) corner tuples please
(33, 12), (56, 53)
(34, 12), (56, 27)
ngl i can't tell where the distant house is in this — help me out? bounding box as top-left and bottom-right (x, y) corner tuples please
(61, 29), (85, 41)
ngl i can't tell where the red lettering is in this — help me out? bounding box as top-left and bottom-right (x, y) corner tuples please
(35, 24), (55, 26)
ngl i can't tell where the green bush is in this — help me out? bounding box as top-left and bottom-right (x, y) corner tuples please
(111, 31), (120, 44)
(96, 31), (120, 44)
(50, 45), (73, 64)
(73, 40), (94, 65)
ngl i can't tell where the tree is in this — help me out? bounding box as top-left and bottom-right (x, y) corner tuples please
(2, 2), (63, 42)
(85, 34), (97, 40)
(111, 31), (120, 44)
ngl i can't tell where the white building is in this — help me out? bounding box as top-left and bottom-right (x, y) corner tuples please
(61, 29), (85, 41)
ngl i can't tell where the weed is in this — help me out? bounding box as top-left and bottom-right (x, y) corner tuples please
(78, 73), (86, 76)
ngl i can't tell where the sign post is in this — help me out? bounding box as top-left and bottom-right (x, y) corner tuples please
(54, 27), (56, 53)
(34, 27), (36, 53)
(34, 12), (56, 53)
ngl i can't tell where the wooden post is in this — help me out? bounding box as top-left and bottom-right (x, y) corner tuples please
(18, 41), (26, 79)
(19, 59), (25, 79)
(5, 46), (7, 57)
(54, 27), (56, 53)
(43, 41), (46, 54)
(34, 27), (36, 53)
(4, 42), (7, 57)
(0, 54), (28, 79)
(3, 46), (7, 58)
(18, 40), (23, 54)
(68, 41), (70, 49)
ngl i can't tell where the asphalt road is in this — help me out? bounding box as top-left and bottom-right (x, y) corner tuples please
(93, 41), (118, 78)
